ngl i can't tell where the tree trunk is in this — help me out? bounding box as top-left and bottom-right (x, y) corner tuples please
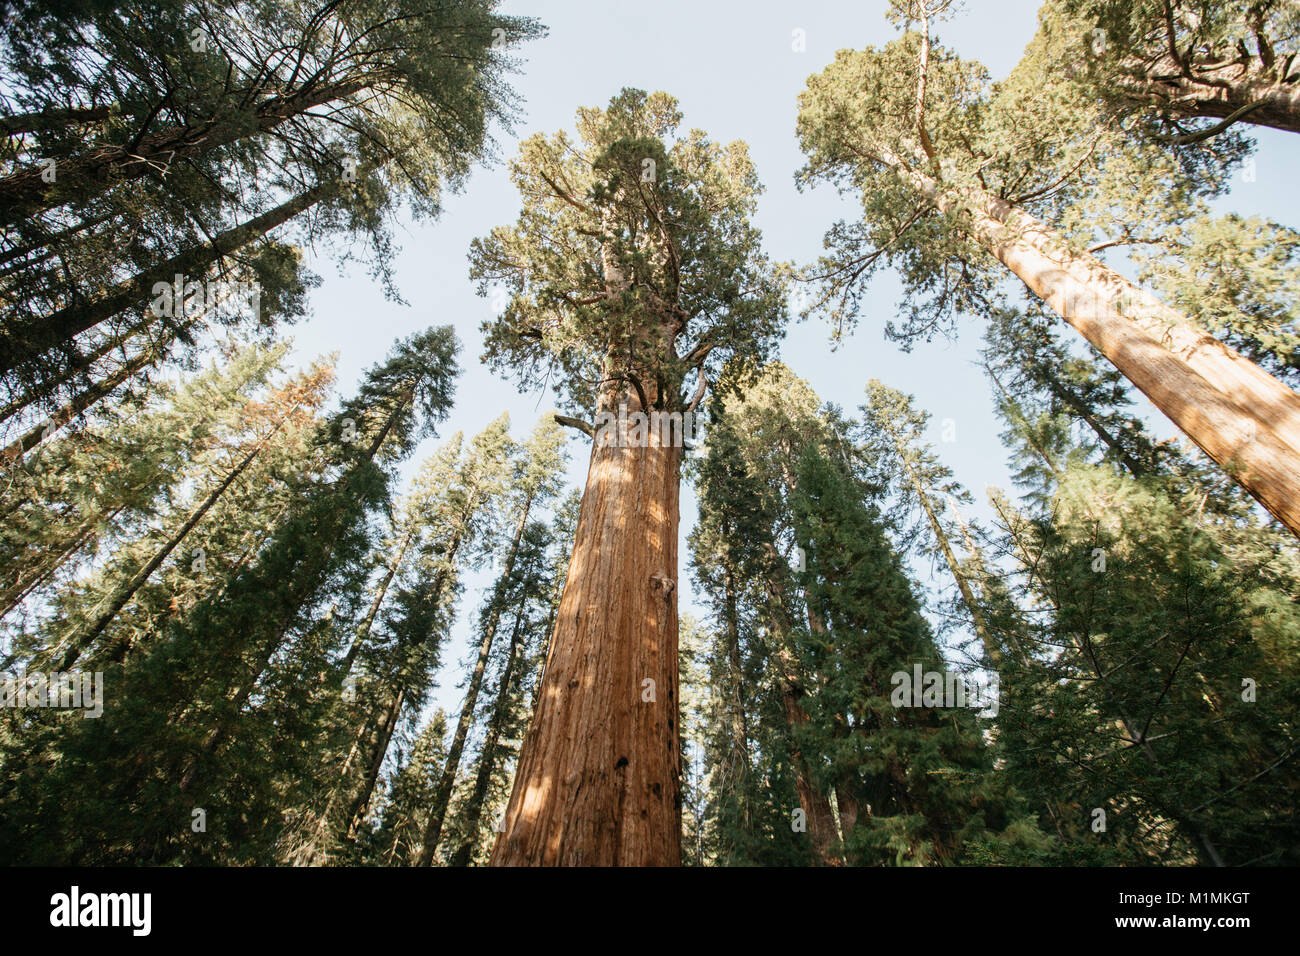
(720, 570), (752, 827)
(57, 415), (286, 670)
(1, 348), (153, 463)
(884, 427), (1001, 667)
(889, 155), (1300, 536)
(0, 307), (156, 424)
(419, 503), (532, 865)
(754, 539), (840, 866)
(489, 394), (683, 866)
(176, 399), (408, 796)
(344, 686), (406, 839)
(834, 782), (860, 847)
(341, 526), (417, 674)
(0, 211), (115, 270)
(448, 603), (528, 867)
(1042, 372), (1147, 478)
(343, 550), (460, 844)
(0, 506), (121, 620)
(0, 185), (328, 375)
(1116, 55), (1300, 137)
(775, 656), (843, 866)
(0, 103), (130, 136)
(0, 80), (363, 227)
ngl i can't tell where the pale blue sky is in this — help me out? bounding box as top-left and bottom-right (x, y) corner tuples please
(279, 1), (1300, 729)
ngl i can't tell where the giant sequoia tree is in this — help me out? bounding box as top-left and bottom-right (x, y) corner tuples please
(796, 3), (1300, 536)
(471, 89), (786, 865)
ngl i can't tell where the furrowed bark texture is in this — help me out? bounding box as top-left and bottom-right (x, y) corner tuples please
(490, 408), (682, 866)
(888, 156), (1300, 536)
(1115, 56), (1300, 136)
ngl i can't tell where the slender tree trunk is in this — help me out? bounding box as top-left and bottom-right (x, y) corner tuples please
(0, 317), (141, 425)
(341, 526), (417, 674)
(418, 503), (532, 865)
(56, 416), (287, 670)
(0, 103), (130, 136)
(834, 782), (860, 846)
(343, 550), (461, 844)
(1, 348), (153, 463)
(0, 80), (363, 227)
(1041, 371), (1148, 478)
(0, 185), (328, 375)
(0, 211), (115, 270)
(291, 711), (373, 865)
(984, 365), (1064, 476)
(945, 493), (1029, 665)
(177, 399), (408, 796)
(448, 604), (528, 867)
(0, 506), (122, 620)
(344, 686), (407, 838)
(490, 392), (683, 866)
(884, 426), (1001, 666)
(721, 569), (752, 828)
(888, 155), (1300, 535)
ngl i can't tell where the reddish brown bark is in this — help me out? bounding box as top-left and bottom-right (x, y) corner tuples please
(885, 153), (1300, 537)
(490, 395), (682, 866)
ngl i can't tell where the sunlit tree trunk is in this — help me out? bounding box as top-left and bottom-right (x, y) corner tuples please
(887, 154), (1300, 536)
(490, 385), (682, 866)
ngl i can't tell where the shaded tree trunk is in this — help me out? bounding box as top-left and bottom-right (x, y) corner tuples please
(883, 424), (1001, 667)
(0, 80), (362, 227)
(0, 185), (327, 375)
(448, 604), (528, 867)
(0, 506), (122, 620)
(1, 348), (153, 463)
(418, 505), (532, 865)
(56, 416), (288, 670)
(1115, 54), (1300, 137)
(720, 570), (752, 828)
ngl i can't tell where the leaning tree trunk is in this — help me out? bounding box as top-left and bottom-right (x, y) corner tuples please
(1, 347), (153, 463)
(1115, 54), (1300, 137)
(343, 550), (461, 842)
(883, 426), (1001, 667)
(341, 525), (417, 674)
(0, 506), (122, 620)
(887, 154), (1300, 537)
(418, 502), (532, 865)
(176, 398), (407, 797)
(0, 184), (328, 375)
(490, 391), (683, 867)
(448, 604), (528, 867)
(55, 414), (288, 671)
(0, 79), (363, 228)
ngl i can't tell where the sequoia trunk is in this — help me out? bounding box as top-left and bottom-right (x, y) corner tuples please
(888, 155), (1300, 536)
(490, 395), (682, 866)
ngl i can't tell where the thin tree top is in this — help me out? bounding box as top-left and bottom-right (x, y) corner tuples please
(331, 325), (459, 466)
(471, 88), (787, 420)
